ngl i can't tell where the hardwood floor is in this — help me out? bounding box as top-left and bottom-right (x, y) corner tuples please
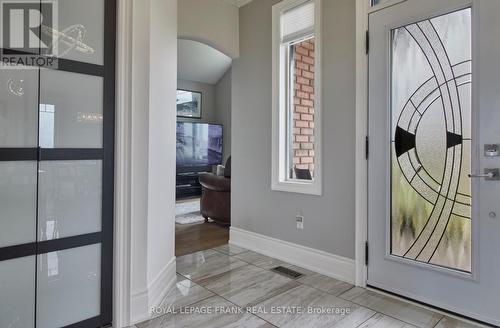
(175, 222), (229, 257)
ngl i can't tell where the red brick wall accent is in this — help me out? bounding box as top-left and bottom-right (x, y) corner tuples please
(292, 39), (315, 177)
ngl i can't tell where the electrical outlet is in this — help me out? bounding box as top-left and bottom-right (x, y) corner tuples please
(296, 215), (304, 230)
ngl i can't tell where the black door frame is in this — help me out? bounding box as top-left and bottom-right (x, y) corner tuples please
(0, 0), (116, 327)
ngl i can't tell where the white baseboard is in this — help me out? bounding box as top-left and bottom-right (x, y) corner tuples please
(130, 289), (149, 324)
(230, 227), (355, 284)
(148, 257), (177, 309)
(130, 258), (176, 324)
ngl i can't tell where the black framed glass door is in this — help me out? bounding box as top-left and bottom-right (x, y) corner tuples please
(0, 0), (115, 327)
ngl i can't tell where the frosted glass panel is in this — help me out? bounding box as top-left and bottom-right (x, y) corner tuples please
(390, 9), (472, 272)
(0, 162), (37, 247)
(0, 256), (35, 328)
(0, 68), (39, 147)
(40, 69), (103, 148)
(37, 244), (101, 328)
(43, 0), (104, 65)
(38, 160), (102, 241)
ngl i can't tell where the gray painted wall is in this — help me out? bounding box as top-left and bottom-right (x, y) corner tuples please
(231, 0), (356, 259)
(216, 69), (232, 162)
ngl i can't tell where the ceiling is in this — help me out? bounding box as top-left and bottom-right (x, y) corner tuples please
(177, 39), (232, 85)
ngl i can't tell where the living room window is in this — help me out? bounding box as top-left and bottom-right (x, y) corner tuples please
(272, 0), (322, 195)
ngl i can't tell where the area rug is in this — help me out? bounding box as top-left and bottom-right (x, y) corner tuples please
(175, 199), (200, 216)
(175, 211), (206, 225)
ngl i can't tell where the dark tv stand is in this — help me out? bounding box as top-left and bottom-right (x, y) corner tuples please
(176, 166), (212, 200)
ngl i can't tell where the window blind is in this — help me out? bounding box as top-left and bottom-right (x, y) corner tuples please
(281, 1), (315, 44)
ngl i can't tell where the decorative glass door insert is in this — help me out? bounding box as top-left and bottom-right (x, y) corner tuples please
(391, 8), (472, 272)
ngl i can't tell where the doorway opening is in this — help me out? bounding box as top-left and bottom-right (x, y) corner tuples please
(175, 39), (232, 257)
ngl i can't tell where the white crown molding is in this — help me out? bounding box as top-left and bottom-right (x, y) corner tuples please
(223, 0), (254, 8)
(230, 227), (355, 284)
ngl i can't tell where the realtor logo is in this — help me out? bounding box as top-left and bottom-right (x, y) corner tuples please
(0, 0), (58, 68)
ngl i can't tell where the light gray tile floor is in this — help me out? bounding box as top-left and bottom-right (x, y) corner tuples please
(137, 296), (273, 328)
(357, 313), (418, 328)
(434, 316), (489, 328)
(212, 244), (250, 256)
(234, 250), (288, 270)
(198, 264), (300, 308)
(136, 245), (492, 328)
(339, 287), (443, 328)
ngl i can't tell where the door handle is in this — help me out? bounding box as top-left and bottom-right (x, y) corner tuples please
(468, 173), (495, 178)
(468, 169), (500, 180)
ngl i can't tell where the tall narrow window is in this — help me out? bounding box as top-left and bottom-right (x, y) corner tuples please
(272, 0), (321, 195)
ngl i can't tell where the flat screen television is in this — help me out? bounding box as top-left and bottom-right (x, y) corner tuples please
(176, 122), (223, 168)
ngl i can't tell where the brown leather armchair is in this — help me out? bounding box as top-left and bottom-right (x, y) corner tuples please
(199, 157), (231, 225)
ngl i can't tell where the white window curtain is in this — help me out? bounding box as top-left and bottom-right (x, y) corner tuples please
(280, 1), (315, 44)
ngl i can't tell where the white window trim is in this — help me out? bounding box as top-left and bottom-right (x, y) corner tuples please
(271, 0), (322, 196)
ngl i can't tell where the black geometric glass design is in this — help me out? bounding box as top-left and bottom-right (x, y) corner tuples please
(446, 131), (463, 149)
(391, 8), (472, 272)
(395, 126), (416, 157)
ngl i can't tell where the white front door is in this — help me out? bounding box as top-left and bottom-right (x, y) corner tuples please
(368, 0), (500, 325)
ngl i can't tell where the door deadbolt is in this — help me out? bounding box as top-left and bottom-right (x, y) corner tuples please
(485, 144), (500, 157)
